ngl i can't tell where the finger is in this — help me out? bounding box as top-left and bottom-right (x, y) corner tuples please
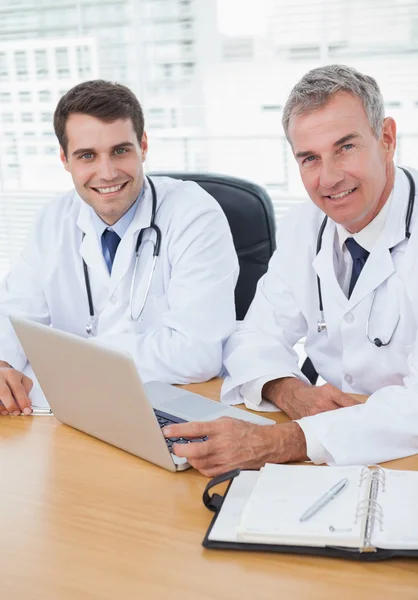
(190, 454), (243, 478)
(22, 375), (34, 395)
(8, 375), (32, 414)
(164, 416), (234, 440)
(171, 439), (214, 460)
(0, 399), (7, 416)
(326, 401), (344, 411)
(188, 458), (225, 478)
(163, 420), (212, 440)
(0, 382), (19, 414)
(332, 392), (361, 408)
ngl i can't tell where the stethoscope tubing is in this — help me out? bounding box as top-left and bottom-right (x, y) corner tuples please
(84, 176), (161, 336)
(316, 167), (415, 345)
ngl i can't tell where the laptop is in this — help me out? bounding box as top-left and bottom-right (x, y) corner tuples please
(10, 317), (274, 472)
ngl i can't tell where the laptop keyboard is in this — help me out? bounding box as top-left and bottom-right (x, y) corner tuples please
(154, 408), (207, 452)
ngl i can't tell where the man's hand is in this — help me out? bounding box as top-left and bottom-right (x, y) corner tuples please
(0, 361), (33, 416)
(263, 378), (361, 420)
(163, 418), (307, 477)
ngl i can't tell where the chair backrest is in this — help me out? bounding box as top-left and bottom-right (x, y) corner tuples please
(149, 172), (276, 320)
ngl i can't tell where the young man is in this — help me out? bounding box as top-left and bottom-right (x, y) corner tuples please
(164, 65), (418, 476)
(0, 80), (238, 415)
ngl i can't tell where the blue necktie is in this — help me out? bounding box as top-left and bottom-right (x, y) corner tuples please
(345, 237), (369, 298)
(102, 228), (121, 273)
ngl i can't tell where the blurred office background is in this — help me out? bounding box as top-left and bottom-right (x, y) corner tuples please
(0, 0), (418, 280)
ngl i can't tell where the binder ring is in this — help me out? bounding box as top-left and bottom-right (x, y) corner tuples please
(364, 507), (384, 534)
(367, 509), (384, 531)
(355, 499), (384, 527)
(356, 498), (383, 513)
(358, 466), (386, 491)
(370, 467), (386, 491)
(357, 504), (384, 523)
(355, 466), (386, 546)
(359, 467), (369, 486)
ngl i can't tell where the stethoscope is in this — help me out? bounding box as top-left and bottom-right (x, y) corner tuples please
(84, 176), (162, 336)
(316, 167), (415, 347)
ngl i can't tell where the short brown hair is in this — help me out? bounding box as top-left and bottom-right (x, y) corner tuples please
(54, 80), (145, 156)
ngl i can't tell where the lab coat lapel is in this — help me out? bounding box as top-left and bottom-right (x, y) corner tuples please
(348, 170), (408, 307)
(347, 243), (394, 307)
(312, 217), (347, 309)
(108, 180), (154, 297)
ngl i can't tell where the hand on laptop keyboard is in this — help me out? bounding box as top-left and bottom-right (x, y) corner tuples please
(155, 409), (207, 450)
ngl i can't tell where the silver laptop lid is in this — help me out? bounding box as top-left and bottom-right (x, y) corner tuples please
(10, 317), (181, 473)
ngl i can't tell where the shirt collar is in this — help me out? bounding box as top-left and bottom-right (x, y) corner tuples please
(90, 186), (144, 240)
(336, 189), (393, 253)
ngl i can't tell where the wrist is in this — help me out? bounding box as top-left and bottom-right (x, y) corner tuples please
(263, 422), (308, 464)
(262, 377), (308, 412)
(0, 360), (11, 368)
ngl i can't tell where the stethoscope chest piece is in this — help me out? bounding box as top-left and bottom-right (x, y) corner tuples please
(317, 314), (327, 333)
(86, 316), (98, 337)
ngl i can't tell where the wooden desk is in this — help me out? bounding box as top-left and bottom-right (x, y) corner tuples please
(1, 379), (417, 600)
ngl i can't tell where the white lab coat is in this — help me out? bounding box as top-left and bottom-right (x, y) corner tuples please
(0, 176), (239, 392)
(221, 166), (418, 465)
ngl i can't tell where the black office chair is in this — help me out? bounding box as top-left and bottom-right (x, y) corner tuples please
(149, 172), (276, 320)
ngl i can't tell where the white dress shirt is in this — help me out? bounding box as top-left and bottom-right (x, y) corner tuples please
(91, 190), (142, 272)
(335, 194), (391, 296)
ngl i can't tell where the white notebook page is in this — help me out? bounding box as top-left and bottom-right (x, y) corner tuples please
(208, 471), (261, 542)
(237, 464), (370, 548)
(373, 468), (418, 550)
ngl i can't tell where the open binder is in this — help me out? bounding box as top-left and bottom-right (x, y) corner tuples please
(202, 464), (418, 561)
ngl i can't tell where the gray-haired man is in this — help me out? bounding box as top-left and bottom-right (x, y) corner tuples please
(163, 64), (418, 476)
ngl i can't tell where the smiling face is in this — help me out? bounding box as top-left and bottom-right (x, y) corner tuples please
(60, 113), (147, 225)
(288, 92), (396, 233)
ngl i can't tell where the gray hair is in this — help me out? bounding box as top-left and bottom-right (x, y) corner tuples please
(282, 64), (385, 142)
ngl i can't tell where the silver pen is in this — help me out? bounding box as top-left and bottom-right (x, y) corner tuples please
(19, 406), (53, 416)
(299, 477), (349, 522)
